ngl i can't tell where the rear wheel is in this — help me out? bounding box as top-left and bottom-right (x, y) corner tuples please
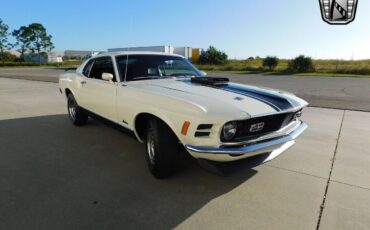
(67, 94), (88, 126)
(145, 118), (179, 178)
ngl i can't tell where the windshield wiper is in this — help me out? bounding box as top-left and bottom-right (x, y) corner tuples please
(168, 73), (196, 78)
(132, 76), (162, 80)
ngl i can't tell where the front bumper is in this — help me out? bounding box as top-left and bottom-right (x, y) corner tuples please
(185, 121), (307, 162)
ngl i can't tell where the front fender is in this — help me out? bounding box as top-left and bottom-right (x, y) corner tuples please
(59, 74), (76, 97)
(132, 109), (182, 143)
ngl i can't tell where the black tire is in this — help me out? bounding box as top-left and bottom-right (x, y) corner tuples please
(145, 118), (179, 178)
(67, 94), (88, 126)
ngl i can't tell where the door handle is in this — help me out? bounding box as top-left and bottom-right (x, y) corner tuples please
(81, 81), (87, 85)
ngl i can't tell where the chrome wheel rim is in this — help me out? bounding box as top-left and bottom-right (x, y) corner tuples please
(147, 132), (156, 165)
(68, 98), (77, 121)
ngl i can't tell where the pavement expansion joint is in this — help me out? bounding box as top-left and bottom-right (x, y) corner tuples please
(263, 164), (328, 181)
(316, 110), (346, 230)
(330, 179), (370, 192)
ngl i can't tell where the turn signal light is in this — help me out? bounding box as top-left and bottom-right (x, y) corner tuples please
(181, 121), (191, 135)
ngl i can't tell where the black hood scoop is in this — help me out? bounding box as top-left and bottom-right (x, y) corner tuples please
(191, 77), (229, 86)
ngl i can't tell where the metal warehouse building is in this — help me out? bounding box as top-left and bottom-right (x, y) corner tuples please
(107, 46), (202, 64)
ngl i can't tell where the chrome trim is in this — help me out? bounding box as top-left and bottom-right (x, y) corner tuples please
(217, 107), (305, 145)
(185, 122), (307, 156)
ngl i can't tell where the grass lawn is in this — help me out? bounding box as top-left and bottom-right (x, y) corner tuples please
(296, 72), (370, 78)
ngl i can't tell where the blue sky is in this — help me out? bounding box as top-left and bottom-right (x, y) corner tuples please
(2, 0), (370, 59)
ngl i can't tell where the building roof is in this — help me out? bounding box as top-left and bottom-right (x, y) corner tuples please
(94, 51), (184, 58)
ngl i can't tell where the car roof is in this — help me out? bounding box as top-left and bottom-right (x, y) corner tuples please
(94, 51), (184, 58)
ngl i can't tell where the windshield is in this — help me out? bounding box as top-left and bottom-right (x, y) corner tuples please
(116, 55), (202, 81)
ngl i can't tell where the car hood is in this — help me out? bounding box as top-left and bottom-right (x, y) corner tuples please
(127, 78), (308, 118)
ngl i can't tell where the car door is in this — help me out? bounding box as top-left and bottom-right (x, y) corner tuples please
(75, 59), (94, 107)
(77, 56), (118, 121)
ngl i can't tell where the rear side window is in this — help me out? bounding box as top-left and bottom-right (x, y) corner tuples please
(82, 60), (94, 77)
(89, 57), (116, 81)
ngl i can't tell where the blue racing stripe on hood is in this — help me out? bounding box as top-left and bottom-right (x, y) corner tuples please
(216, 83), (294, 111)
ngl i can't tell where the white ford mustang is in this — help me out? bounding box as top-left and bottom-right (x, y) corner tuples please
(59, 51), (308, 178)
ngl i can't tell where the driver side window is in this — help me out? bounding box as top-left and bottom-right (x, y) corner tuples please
(82, 60), (94, 78)
(88, 57), (116, 81)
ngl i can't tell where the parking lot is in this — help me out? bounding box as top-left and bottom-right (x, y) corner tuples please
(1, 67), (370, 111)
(0, 73), (370, 229)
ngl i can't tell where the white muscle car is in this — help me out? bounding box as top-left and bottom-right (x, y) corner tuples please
(59, 52), (308, 178)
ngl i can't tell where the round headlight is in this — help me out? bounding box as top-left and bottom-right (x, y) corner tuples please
(222, 121), (237, 141)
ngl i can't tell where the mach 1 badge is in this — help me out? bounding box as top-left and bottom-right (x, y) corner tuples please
(319, 0), (358, 25)
(249, 122), (265, 133)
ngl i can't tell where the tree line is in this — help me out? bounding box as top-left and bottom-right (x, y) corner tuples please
(0, 18), (54, 64)
(200, 46), (314, 72)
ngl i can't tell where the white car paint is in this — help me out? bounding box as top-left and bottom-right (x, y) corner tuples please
(59, 51), (308, 162)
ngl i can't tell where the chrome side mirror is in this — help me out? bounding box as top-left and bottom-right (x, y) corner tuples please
(102, 73), (114, 82)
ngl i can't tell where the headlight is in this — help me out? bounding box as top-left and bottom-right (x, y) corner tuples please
(295, 110), (303, 119)
(222, 121), (237, 141)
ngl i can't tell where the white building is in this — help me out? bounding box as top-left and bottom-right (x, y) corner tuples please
(48, 51), (64, 63)
(107, 45), (194, 60)
(64, 50), (102, 59)
(108, 45), (174, 54)
(173, 47), (192, 60)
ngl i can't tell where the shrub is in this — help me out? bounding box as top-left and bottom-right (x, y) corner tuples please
(289, 55), (315, 72)
(0, 61), (82, 67)
(263, 56), (279, 70)
(0, 52), (17, 62)
(199, 46), (228, 65)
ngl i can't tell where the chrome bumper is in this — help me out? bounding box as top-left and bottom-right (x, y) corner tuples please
(185, 122), (307, 156)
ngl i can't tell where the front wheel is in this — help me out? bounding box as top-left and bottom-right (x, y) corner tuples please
(67, 94), (88, 126)
(145, 118), (179, 178)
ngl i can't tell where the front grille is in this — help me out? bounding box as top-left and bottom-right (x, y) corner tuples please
(230, 111), (299, 142)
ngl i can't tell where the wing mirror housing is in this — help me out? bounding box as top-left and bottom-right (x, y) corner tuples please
(102, 73), (114, 82)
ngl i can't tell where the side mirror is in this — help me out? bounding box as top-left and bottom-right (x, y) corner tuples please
(200, 71), (207, 76)
(102, 73), (114, 82)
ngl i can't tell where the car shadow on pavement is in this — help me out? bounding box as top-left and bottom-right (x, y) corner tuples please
(0, 115), (268, 230)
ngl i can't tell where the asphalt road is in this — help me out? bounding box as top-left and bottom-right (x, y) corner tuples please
(0, 67), (370, 111)
(212, 73), (370, 112)
(0, 67), (65, 83)
(1, 78), (370, 229)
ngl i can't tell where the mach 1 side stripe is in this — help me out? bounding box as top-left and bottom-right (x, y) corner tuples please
(215, 83), (294, 111)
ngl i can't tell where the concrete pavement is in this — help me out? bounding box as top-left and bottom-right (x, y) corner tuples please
(0, 78), (370, 229)
(319, 110), (370, 230)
